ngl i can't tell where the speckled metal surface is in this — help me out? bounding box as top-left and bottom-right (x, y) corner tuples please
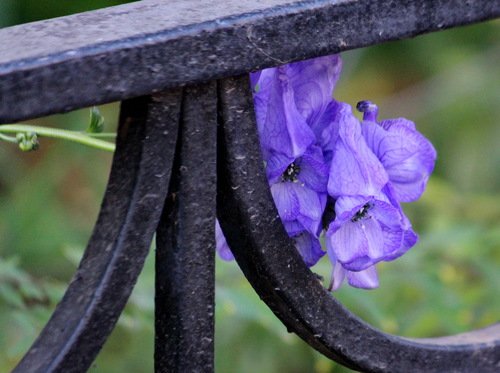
(155, 81), (217, 372)
(13, 91), (182, 373)
(217, 75), (500, 373)
(0, 0), (498, 122)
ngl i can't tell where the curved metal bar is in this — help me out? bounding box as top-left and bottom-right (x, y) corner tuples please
(14, 91), (182, 373)
(216, 75), (500, 373)
(155, 81), (217, 372)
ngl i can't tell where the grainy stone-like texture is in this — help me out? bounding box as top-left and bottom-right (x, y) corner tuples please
(0, 0), (498, 122)
(155, 81), (217, 373)
(13, 91), (182, 373)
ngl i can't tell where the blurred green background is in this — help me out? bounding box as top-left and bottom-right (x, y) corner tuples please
(0, 2), (498, 372)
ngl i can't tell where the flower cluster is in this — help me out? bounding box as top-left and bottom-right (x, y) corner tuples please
(217, 55), (436, 290)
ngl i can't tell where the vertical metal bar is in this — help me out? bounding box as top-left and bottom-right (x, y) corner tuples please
(155, 81), (217, 372)
(14, 90), (182, 373)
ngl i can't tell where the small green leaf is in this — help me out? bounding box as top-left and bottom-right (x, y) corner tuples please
(16, 132), (39, 152)
(87, 106), (104, 133)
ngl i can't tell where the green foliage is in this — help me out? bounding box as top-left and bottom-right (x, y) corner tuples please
(87, 107), (105, 134)
(0, 3), (498, 372)
(0, 109), (116, 152)
(16, 132), (39, 152)
(0, 0), (136, 28)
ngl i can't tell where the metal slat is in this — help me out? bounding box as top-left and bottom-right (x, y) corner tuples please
(155, 81), (217, 372)
(13, 91), (181, 373)
(0, 0), (498, 122)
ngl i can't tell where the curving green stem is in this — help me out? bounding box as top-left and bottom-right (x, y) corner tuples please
(0, 124), (115, 152)
(0, 132), (18, 144)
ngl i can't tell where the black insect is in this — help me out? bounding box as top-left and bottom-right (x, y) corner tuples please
(351, 203), (371, 222)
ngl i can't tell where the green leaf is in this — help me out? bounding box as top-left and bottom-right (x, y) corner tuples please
(87, 106), (104, 133)
(16, 132), (39, 152)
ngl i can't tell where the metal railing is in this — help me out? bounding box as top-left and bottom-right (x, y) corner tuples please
(1, 0), (499, 372)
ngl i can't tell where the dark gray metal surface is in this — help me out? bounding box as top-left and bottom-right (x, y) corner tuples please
(13, 91), (182, 373)
(1, 0), (499, 122)
(155, 81), (217, 372)
(217, 75), (500, 373)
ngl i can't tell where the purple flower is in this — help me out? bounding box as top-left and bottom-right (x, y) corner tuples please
(326, 194), (406, 271)
(251, 66), (316, 158)
(265, 145), (329, 267)
(250, 55), (342, 158)
(287, 55), (342, 129)
(243, 55), (435, 291)
(268, 145), (329, 236)
(215, 220), (234, 261)
(358, 101), (437, 202)
(328, 256), (379, 291)
(380, 184), (418, 261)
(327, 103), (389, 198)
(292, 231), (325, 267)
(309, 100), (343, 156)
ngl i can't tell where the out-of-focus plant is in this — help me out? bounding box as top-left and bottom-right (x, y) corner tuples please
(0, 107), (116, 153)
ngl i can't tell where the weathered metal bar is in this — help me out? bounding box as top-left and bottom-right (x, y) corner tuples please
(217, 75), (500, 373)
(1, 0), (498, 122)
(13, 91), (181, 373)
(155, 81), (217, 372)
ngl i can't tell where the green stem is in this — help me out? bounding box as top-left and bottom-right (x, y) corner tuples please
(0, 132), (18, 144)
(85, 132), (117, 138)
(0, 124), (115, 152)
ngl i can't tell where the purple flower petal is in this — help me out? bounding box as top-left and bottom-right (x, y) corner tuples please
(327, 256), (379, 290)
(287, 55), (342, 128)
(215, 220), (234, 261)
(293, 183), (325, 234)
(282, 220), (305, 236)
(328, 215), (384, 271)
(266, 145), (328, 191)
(265, 151), (294, 184)
(296, 146), (329, 192)
(249, 70), (261, 91)
(310, 100), (342, 155)
(296, 192), (327, 236)
(293, 184), (324, 218)
(346, 265), (379, 289)
(268, 152), (327, 236)
(380, 185), (419, 261)
(327, 104), (388, 197)
(293, 231), (325, 267)
(329, 259), (346, 291)
(270, 182), (300, 221)
(326, 195), (404, 271)
(371, 199), (405, 256)
(253, 67), (316, 158)
(251, 69), (274, 130)
(361, 113), (436, 202)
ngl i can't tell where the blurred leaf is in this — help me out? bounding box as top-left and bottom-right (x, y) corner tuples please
(87, 107), (105, 134)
